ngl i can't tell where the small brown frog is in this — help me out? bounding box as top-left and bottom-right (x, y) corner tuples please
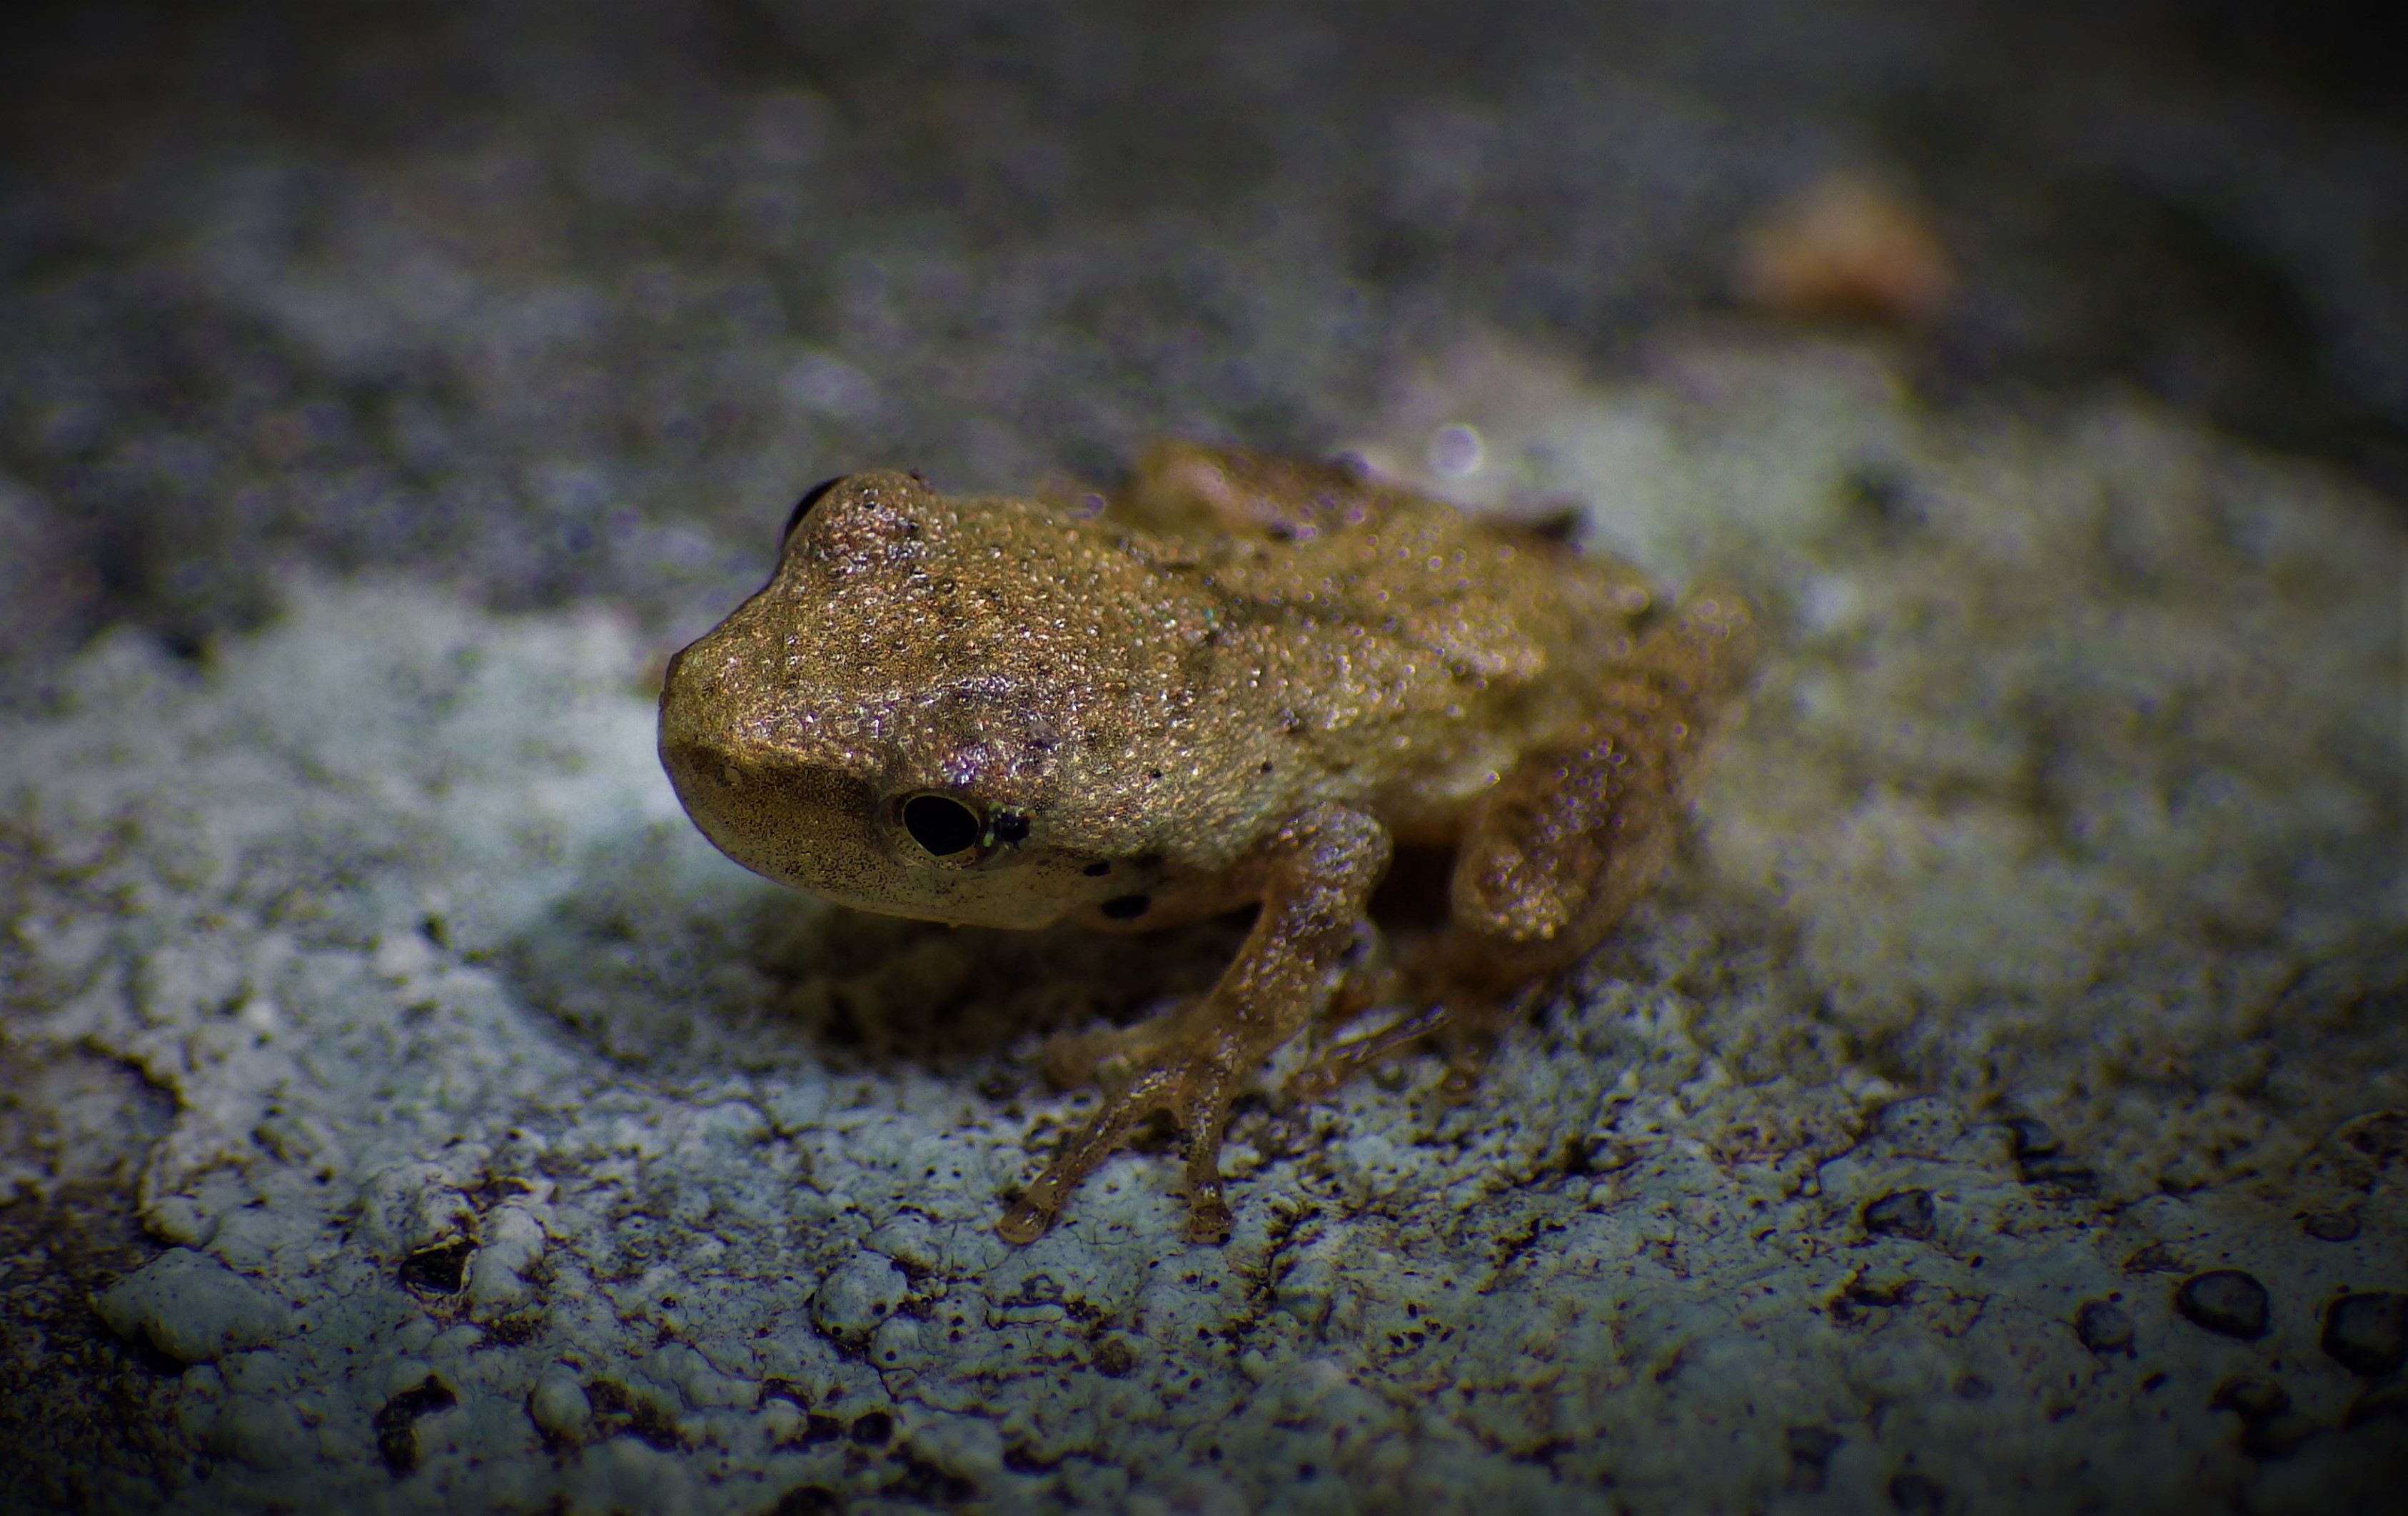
(659, 442), (1754, 1243)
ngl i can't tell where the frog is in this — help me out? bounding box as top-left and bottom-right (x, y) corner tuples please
(658, 440), (1755, 1245)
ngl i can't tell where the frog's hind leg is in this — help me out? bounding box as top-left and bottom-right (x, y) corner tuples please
(997, 803), (1391, 1245)
(1111, 440), (1389, 540)
(1290, 587), (1756, 1101)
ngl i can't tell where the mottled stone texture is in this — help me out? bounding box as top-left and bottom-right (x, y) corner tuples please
(7, 1), (2408, 694)
(4, 342), (2402, 1513)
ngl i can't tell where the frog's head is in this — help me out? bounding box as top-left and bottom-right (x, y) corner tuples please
(659, 469), (1191, 928)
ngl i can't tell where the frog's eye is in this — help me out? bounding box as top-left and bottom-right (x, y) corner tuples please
(900, 793), (982, 859)
(780, 475), (847, 548)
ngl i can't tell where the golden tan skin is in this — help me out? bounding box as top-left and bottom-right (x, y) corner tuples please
(658, 442), (1754, 1244)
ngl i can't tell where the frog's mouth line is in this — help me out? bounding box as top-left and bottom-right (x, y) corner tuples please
(658, 739), (1070, 931)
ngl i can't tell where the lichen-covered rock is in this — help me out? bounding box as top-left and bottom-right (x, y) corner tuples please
(95, 1249), (291, 1365)
(809, 1255), (912, 1350)
(528, 1370), (595, 1447)
(5, 342), (2403, 1513)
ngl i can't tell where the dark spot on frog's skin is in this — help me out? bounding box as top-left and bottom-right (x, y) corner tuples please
(989, 810), (1030, 846)
(1101, 894), (1152, 920)
(1083, 861), (1112, 877)
(782, 477), (846, 546)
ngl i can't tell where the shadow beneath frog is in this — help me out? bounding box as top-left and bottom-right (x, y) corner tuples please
(502, 820), (1245, 1086)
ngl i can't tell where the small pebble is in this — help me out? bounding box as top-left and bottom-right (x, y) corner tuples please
(2336, 1110), (2407, 1165)
(528, 1372), (593, 1446)
(2004, 1118), (2060, 1158)
(2175, 1270), (2270, 1340)
(2321, 1292), (2407, 1378)
(1863, 1189), (1936, 1240)
(2074, 1300), (2135, 1356)
(2003, 1119), (2095, 1190)
(2018, 1151), (2097, 1193)
(2301, 1211), (2360, 1243)
(2212, 1376), (2289, 1418)
(2210, 1376), (2318, 1457)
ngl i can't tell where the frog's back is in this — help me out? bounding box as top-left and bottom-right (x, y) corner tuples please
(1107, 444), (1653, 834)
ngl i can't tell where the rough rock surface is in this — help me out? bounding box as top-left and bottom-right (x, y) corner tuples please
(4, 340), (2402, 1512)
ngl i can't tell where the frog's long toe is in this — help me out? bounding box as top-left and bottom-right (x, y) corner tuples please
(1287, 1002), (1460, 1102)
(1039, 1011), (1189, 1089)
(1179, 1155), (1236, 1244)
(998, 1051), (1243, 1244)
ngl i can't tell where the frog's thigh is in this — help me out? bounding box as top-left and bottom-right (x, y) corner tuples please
(1288, 729), (1672, 1104)
(1119, 439), (1375, 536)
(999, 802), (1391, 1244)
(1297, 592), (1753, 1099)
(1450, 587), (1753, 976)
(1446, 720), (1678, 981)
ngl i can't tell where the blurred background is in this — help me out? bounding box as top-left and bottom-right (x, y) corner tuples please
(4, 0), (2404, 690)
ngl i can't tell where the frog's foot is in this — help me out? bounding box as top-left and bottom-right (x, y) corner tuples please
(1037, 1010), (1191, 1090)
(1286, 994), (1509, 1104)
(998, 802), (1393, 1246)
(1044, 921), (1384, 1091)
(997, 1044), (1248, 1246)
(1287, 1002), (1450, 1103)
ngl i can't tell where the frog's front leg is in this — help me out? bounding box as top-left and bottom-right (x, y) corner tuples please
(997, 803), (1391, 1245)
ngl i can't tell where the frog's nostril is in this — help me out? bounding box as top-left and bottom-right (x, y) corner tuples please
(902, 794), (981, 857)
